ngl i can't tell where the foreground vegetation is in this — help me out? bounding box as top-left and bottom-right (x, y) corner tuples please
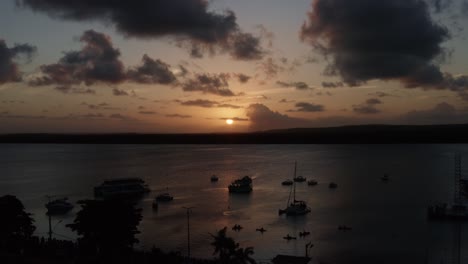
(0, 195), (257, 264)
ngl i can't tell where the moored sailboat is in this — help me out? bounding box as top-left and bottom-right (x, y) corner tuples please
(279, 162), (311, 216)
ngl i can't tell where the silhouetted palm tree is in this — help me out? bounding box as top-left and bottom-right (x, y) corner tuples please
(233, 246), (256, 264)
(211, 227), (256, 264)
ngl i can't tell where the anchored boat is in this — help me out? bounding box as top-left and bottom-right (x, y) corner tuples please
(94, 177), (150, 199)
(279, 162), (311, 216)
(228, 176), (253, 193)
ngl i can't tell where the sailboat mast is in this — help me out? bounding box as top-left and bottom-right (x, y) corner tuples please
(293, 161), (297, 202)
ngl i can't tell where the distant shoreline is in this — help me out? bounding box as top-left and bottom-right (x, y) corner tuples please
(2, 124), (468, 144)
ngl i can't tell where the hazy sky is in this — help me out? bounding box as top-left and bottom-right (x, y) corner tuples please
(1, 0), (468, 133)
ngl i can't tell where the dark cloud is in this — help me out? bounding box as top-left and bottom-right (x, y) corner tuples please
(112, 88), (129, 96)
(73, 113), (105, 119)
(316, 91), (333, 96)
(366, 98), (383, 105)
(181, 73), (236, 96)
(30, 31), (179, 91)
(81, 102), (119, 110)
(368, 91), (398, 98)
(229, 32), (265, 60)
(166, 114), (192, 118)
(0, 112), (46, 119)
(277, 81), (312, 90)
(1, 100), (25, 104)
(30, 30), (125, 88)
(321, 81), (344, 88)
(300, 0), (468, 92)
(178, 99), (241, 109)
(400, 102), (468, 124)
(0, 40), (36, 84)
(256, 57), (285, 79)
(217, 103), (242, 109)
(427, 0), (454, 13)
(179, 99), (218, 108)
(287, 102), (325, 112)
(246, 103), (310, 131)
(353, 98), (383, 114)
(138, 111), (157, 115)
(127, 54), (177, 85)
(279, 98), (295, 103)
(236, 73), (251, 84)
(463, 1), (468, 15)
(109, 113), (130, 120)
(18, 0), (264, 60)
(55, 86), (96, 95)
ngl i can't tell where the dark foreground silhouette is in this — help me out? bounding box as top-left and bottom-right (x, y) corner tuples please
(2, 124), (468, 144)
(0, 195), (256, 264)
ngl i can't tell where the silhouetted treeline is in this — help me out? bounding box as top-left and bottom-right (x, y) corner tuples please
(2, 124), (468, 144)
(0, 195), (256, 264)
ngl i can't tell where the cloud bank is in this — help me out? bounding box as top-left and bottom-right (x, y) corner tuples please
(17, 0), (265, 60)
(300, 0), (468, 95)
(0, 40), (36, 84)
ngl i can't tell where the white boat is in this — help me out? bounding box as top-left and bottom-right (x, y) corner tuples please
(45, 197), (74, 215)
(279, 162), (311, 216)
(228, 176), (252, 193)
(94, 177), (150, 199)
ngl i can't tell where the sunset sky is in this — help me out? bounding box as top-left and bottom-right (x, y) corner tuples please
(1, 0), (468, 133)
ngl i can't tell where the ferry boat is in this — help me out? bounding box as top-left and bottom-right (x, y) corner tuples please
(228, 176), (253, 193)
(45, 197), (74, 215)
(94, 177), (150, 199)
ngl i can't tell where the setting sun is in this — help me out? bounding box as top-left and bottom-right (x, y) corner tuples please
(226, 119), (234, 125)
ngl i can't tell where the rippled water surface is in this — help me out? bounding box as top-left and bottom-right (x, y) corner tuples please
(1, 144), (468, 264)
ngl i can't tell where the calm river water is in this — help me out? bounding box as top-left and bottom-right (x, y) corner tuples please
(1, 144), (467, 264)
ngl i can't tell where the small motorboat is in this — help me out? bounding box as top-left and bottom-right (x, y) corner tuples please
(381, 174), (389, 182)
(232, 224), (243, 231)
(293, 176), (306, 182)
(256, 227), (267, 233)
(211, 175), (219, 182)
(45, 197), (74, 215)
(299, 230), (310, 237)
(282, 179), (293, 186)
(307, 180), (318, 186)
(156, 193), (173, 202)
(283, 234), (297, 240)
(329, 182), (338, 189)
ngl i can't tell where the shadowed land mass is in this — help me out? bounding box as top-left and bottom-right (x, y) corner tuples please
(1, 124), (468, 144)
